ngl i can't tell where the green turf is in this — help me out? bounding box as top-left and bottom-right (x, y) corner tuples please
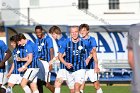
(12, 85), (131, 93)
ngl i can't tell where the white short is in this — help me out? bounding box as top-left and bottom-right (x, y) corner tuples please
(23, 68), (39, 83)
(56, 69), (67, 80)
(66, 69), (86, 89)
(0, 72), (8, 85)
(8, 74), (23, 84)
(38, 60), (50, 82)
(84, 69), (98, 82)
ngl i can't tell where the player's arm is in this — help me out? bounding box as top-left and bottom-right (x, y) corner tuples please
(7, 63), (14, 78)
(85, 53), (92, 65)
(18, 53), (32, 72)
(23, 53), (32, 67)
(127, 31), (134, 70)
(0, 49), (12, 68)
(50, 48), (54, 60)
(16, 56), (29, 62)
(92, 47), (100, 73)
(58, 53), (72, 69)
(128, 49), (134, 70)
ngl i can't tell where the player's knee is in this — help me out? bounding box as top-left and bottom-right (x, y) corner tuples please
(74, 83), (81, 91)
(94, 81), (100, 89)
(54, 78), (63, 87)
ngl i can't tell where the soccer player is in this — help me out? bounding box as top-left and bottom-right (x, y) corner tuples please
(6, 35), (25, 93)
(127, 24), (140, 93)
(58, 26), (89, 93)
(35, 25), (55, 93)
(79, 24), (103, 93)
(0, 39), (11, 93)
(48, 25), (67, 93)
(16, 33), (39, 93)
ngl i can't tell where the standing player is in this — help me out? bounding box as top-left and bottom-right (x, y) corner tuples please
(79, 24), (103, 93)
(35, 25), (55, 93)
(58, 26), (89, 93)
(127, 24), (140, 93)
(48, 26), (67, 93)
(16, 33), (39, 93)
(0, 39), (11, 93)
(6, 35), (25, 93)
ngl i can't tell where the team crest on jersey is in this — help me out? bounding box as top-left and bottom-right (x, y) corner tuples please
(78, 46), (83, 50)
(26, 49), (28, 52)
(41, 42), (44, 46)
(17, 50), (20, 54)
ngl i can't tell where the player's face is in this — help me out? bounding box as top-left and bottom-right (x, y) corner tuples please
(10, 41), (17, 48)
(80, 28), (89, 38)
(70, 27), (79, 40)
(35, 29), (43, 39)
(51, 33), (57, 40)
(18, 39), (24, 46)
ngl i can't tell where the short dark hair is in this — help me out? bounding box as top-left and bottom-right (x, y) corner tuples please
(79, 24), (89, 31)
(49, 26), (62, 34)
(10, 35), (18, 42)
(35, 25), (43, 31)
(16, 33), (26, 41)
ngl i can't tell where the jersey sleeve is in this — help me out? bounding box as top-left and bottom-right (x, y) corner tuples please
(59, 39), (67, 54)
(90, 37), (97, 48)
(26, 44), (33, 54)
(0, 40), (8, 53)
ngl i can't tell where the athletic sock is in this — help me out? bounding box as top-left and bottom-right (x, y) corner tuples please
(80, 90), (84, 93)
(97, 88), (103, 93)
(23, 86), (31, 93)
(54, 87), (60, 93)
(33, 90), (39, 93)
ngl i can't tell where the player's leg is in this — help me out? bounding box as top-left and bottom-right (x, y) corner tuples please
(28, 68), (39, 93)
(88, 69), (103, 93)
(66, 71), (75, 93)
(80, 70), (88, 93)
(21, 68), (39, 93)
(54, 69), (68, 93)
(93, 81), (103, 93)
(6, 74), (22, 93)
(21, 78), (31, 93)
(37, 60), (45, 93)
(80, 82), (85, 93)
(74, 69), (86, 93)
(40, 60), (55, 93)
(0, 73), (6, 93)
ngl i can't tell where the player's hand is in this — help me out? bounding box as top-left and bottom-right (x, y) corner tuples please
(49, 64), (53, 71)
(7, 73), (11, 78)
(16, 57), (21, 61)
(85, 58), (90, 65)
(0, 62), (5, 68)
(65, 63), (73, 69)
(18, 66), (27, 72)
(94, 67), (100, 73)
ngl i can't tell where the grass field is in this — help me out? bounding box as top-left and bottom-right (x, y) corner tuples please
(12, 85), (131, 93)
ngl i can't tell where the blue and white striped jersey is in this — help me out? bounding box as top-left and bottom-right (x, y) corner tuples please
(35, 35), (53, 62)
(59, 38), (89, 72)
(0, 40), (8, 72)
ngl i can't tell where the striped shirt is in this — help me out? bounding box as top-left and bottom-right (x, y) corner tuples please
(24, 40), (38, 68)
(12, 46), (26, 74)
(59, 38), (89, 72)
(0, 40), (8, 72)
(35, 35), (53, 62)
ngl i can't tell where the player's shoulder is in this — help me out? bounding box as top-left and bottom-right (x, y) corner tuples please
(0, 40), (5, 44)
(89, 36), (96, 41)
